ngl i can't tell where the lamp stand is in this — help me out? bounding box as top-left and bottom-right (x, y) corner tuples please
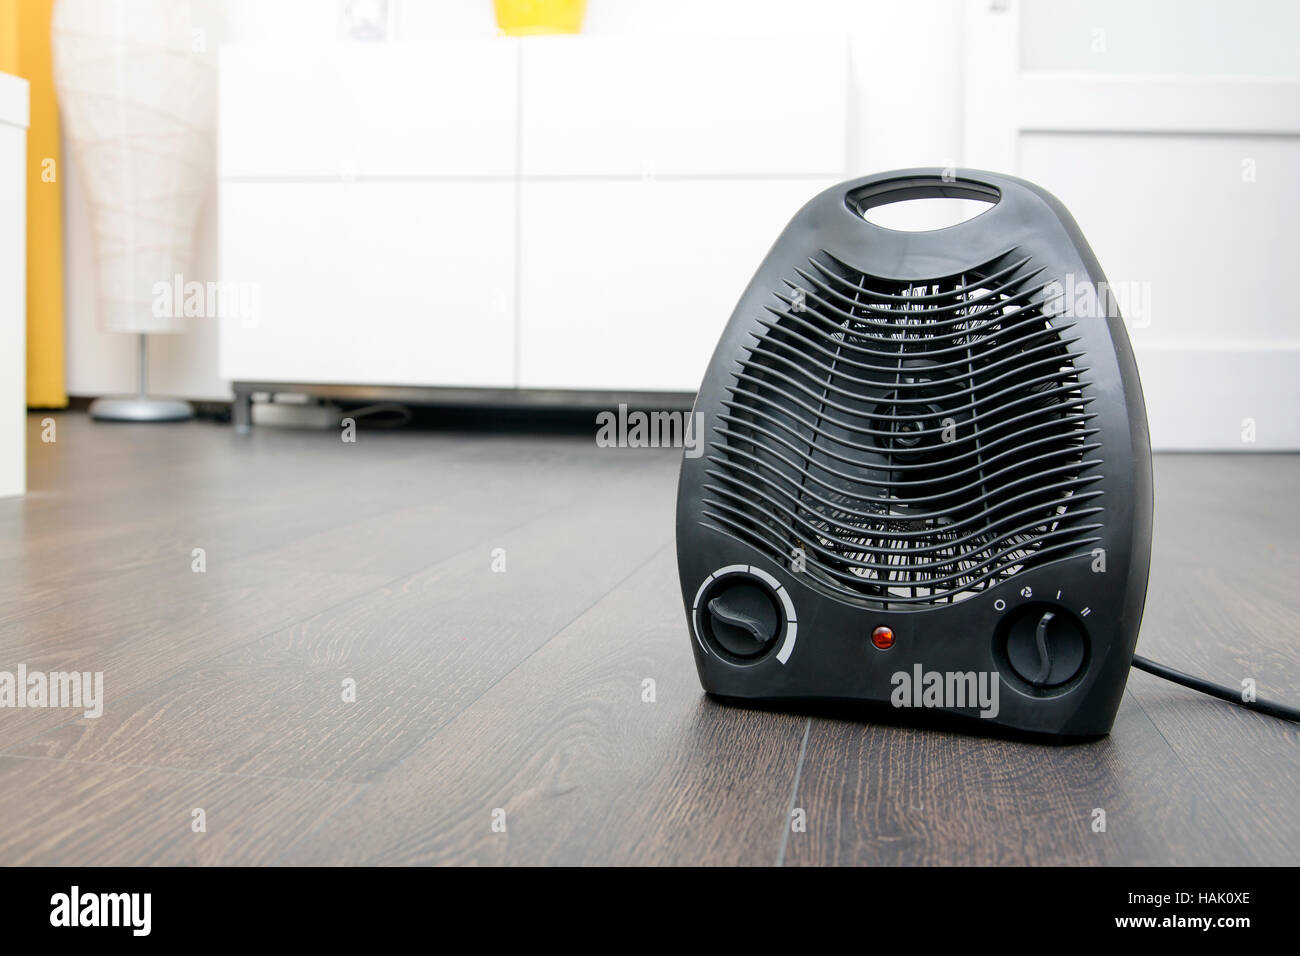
(89, 334), (194, 422)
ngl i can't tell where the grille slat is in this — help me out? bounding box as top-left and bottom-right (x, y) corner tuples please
(731, 368), (1089, 436)
(720, 394), (1098, 471)
(744, 335), (1086, 402)
(705, 455), (1102, 533)
(787, 269), (1054, 329)
(759, 305), (1069, 363)
(723, 380), (1097, 456)
(702, 487), (1102, 576)
(749, 318), (1082, 380)
(810, 253), (1035, 305)
(715, 414), (1101, 488)
(702, 249), (1102, 607)
(777, 292), (1055, 347)
(700, 506), (1102, 605)
(708, 437), (1101, 512)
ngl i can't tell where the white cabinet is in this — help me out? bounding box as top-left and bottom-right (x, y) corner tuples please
(218, 37), (848, 401)
(520, 36), (846, 177)
(219, 43), (518, 179)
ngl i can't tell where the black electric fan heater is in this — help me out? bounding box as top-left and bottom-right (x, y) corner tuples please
(676, 169), (1153, 740)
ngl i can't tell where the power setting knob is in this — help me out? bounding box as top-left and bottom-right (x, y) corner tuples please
(1003, 604), (1087, 688)
(692, 566), (798, 665)
(703, 580), (781, 658)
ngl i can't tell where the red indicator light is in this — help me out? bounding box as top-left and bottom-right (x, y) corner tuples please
(871, 626), (895, 650)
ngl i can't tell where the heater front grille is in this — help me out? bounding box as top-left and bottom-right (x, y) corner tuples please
(702, 250), (1105, 607)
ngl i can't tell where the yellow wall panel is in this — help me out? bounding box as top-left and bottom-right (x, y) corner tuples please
(3, 0), (65, 407)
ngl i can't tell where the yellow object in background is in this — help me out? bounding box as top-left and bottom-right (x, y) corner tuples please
(0, 0), (65, 408)
(494, 0), (586, 36)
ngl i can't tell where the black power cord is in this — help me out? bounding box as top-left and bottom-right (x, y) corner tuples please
(1131, 655), (1300, 723)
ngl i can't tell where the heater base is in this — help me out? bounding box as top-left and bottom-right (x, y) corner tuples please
(706, 693), (1110, 745)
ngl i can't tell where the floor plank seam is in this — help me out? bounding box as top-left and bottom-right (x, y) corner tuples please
(266, 538), (675, 866)
(1120, 685), (1263, 861)
(775, 717), (811, 868)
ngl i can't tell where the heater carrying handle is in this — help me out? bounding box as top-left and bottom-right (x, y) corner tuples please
(841, 170), (1018, 234)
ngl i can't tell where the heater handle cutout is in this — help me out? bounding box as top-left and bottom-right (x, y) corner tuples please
(844, 174), (1003, 232)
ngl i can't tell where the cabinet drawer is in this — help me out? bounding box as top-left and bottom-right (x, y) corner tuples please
(520, 35), (847, 177)
(219, 42), (518, 179)
(219, 181), (515, 387)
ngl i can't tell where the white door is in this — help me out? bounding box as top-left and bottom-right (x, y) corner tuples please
(964, 0), (1300, 450)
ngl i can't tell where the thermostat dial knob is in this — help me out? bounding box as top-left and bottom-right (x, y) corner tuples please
(1004, 604), (1087, 688)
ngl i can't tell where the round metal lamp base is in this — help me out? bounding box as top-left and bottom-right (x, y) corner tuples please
(89, 396), (194, 422)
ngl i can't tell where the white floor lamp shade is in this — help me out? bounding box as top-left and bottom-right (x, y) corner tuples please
(52, 0), (217, 420)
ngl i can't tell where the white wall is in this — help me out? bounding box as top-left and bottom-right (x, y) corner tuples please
(61, 0), (964, 400)
(1, 74), (28, 497)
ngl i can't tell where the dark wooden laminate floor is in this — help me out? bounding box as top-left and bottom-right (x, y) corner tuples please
(0, 412), (1296, 866)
